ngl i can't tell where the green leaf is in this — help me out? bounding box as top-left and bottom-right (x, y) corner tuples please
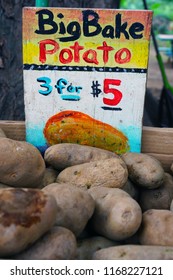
(151, 3), (161, 9)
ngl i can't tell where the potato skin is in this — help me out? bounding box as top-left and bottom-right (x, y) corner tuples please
(0, 128), (6, 138)
(77, 236), (119, 260)
(171, 163), (173, 174)
(0, 138), (45, 187)
(0, 182), (11, 188)
(93, 245), (173, 260)
(88, 187), (142, 241)
(121, 179), (139, 201)
(139, 173), (173, 211)
(14, 226), (77, 260)
(0, 188), (58, 257)
(57, 157), (128, 190)
(139, 209), (173, 246)
(43, 183), (95, 237)
(122, 152), (164, 189)
(170, 199), (173, 211)
(44, 143), (119, 171)
(41, 167), (59, 188)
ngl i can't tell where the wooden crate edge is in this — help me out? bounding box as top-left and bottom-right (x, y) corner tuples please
(0, 121), (172, 151)
(142, 126), (173, 154)
(0, 122), (173, 170)
(0, 120), (26, 141)
(144, 152), (173, 173)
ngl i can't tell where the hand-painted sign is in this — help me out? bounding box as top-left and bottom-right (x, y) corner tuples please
(23, 8), (152, 154)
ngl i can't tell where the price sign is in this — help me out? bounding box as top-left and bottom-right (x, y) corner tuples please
(23, 8), (152, 154)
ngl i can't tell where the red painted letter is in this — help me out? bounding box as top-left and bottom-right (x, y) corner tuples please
(39, 39), (59, 63)
(59, 49), (73, 64)
(97, 41), (114, 64)
(115, 48), (131, 64)
(83, 49), (99, 65)
(70, 42), (84, 63)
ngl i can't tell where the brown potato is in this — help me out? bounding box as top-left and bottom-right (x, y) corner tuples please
(88, 187), (142, 241)
(0, 188), (58, 257)
(0, 182), (11, 188)
(171, 163), (173, 174)
(57, 157), (128, 190)
(77, 236), (119, 260)
(14, 226), (77, 260)
(43, 183), (95, 237)
(41, 167), (59, 188)
(0, 138), (45, 187)
(139, 173), (173, 211)
(93, 245), (173, 260)
(139, 209), (173, 246)
(122, 152), (164, 189)
(44, 143), (119, 171)
(0, 128), (6, 138)
(121, 179), (139, 201)
(170, 199), (173, 211)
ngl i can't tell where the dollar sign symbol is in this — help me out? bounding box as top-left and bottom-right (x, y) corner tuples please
(90, 81), (102, 98)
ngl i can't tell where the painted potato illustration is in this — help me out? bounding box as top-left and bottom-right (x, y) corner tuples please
(44, 110), (129, 154)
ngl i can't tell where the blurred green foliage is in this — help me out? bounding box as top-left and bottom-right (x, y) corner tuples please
(121, 0), (173, 34)
(121, 0), (173, 19)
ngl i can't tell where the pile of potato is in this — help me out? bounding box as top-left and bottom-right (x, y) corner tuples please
(1, 127), (173, 260)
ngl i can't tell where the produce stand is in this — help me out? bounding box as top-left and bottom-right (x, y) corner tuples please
(1, 2), (172, 172)
(0, 121), (173, 172)
(1, 1), (173, 265)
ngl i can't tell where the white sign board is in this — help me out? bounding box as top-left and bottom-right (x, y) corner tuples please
(23, 8), (152, 154)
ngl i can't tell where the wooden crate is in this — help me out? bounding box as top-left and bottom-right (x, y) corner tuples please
(0, 121), (173, 172)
